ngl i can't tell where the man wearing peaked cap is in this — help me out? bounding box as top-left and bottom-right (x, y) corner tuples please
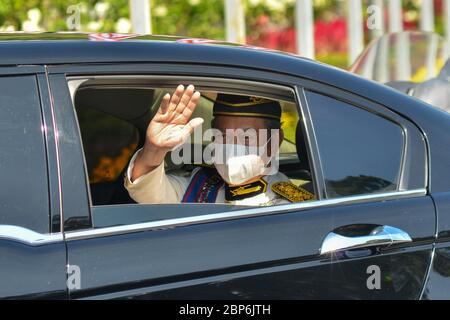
(124, 85), (314, 206)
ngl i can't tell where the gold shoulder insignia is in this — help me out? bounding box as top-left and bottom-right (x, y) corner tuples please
(271, 181), (315, 202)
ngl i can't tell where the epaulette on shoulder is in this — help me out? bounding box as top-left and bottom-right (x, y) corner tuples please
(271, 181), (315, 202)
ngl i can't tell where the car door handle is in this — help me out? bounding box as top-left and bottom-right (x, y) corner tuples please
(320, 225), (412, 255)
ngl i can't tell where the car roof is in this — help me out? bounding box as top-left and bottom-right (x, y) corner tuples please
(0, 31), (309, 64)
(0, 32), (366, 98)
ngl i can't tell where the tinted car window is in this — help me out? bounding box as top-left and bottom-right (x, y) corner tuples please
(306, 91), (404, 198)
(75, 106), (139, 206)
(0, 75), (49, 233)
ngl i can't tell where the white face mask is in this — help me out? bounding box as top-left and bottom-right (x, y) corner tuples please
(212, 139), (274, 185)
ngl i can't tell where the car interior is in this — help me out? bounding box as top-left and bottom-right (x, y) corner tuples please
(70, 77), (315, 208)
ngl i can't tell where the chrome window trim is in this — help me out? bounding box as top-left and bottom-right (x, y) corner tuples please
(0, 190), (424, 245)
(296, 87), (325, 199)
(64, 188), (426, 242)
(0, 225), (63, 246)
(44, 69), (65, 233)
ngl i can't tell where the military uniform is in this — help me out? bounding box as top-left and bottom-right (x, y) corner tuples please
(124, 148), (314, 205)
(124, 93), (315, 206)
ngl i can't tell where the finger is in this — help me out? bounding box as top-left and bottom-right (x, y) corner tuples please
(182, 91), (201, 118)
(175, 84), (195, 114)
(173, 90), (200, 124)
(157, 93), (171, 115)
(168, 84), (185, 112)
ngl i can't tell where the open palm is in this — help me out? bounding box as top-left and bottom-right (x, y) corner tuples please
(146, 84), (203, 151)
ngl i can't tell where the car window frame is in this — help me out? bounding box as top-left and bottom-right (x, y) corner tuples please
(66, 74), (312, 216)
(59, 73), (325, 233)
(45, 63), (427, 240)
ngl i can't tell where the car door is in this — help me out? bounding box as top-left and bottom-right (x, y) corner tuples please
(47, 63), (434, 299)
(0, 68), (67, 299)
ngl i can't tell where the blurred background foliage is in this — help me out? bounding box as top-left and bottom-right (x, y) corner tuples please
(0, 0), (444, 68)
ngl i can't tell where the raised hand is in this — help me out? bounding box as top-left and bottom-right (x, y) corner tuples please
(131, 84), (203, 180)
(146, 84), (203, 151)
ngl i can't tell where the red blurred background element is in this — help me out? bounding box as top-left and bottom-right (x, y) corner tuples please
(247, 15), (348, 56)
(246, 2), (425, 67)
(247, 14), (348, 58)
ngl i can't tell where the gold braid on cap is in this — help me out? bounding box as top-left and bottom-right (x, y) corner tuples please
(214, 97), (272, 107)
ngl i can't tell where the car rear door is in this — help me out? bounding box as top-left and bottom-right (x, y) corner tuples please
(47, 64), (434, 299)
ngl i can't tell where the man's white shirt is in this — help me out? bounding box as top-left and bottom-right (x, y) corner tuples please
(124, 148), (290, 206)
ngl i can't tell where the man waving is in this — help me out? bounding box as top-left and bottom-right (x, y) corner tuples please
(124, 84), (314, 205)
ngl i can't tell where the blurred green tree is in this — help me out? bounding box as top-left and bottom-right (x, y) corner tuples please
(0, 0), (435, 70)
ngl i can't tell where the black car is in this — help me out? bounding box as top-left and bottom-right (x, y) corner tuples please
(1, 32), (450, 300)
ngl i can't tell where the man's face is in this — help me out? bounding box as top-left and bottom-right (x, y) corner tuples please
(210, 115), (283, 182)
(213, 115), (268, 140)
(211, 115), (283, 152)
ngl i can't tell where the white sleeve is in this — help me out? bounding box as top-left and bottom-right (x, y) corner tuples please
(124, 148), (190, 204)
